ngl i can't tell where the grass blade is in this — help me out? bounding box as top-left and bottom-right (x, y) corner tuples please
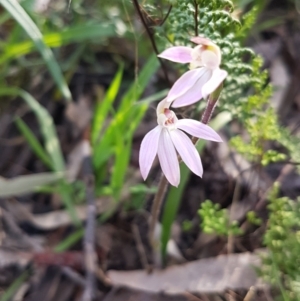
(160, 112), (232, 260)
(0, 172), (64, 197)
(0, 0), (72, 101)
(137, 89), (168, 106)
(92, 65), (123, 146)
(54, 228), (84, 252)
(119, 54), (159, 110)
(2, 23), (117, 62)
(15, 117), (53, 169)
(0, 270), (29, 301)
(110, 127), (131, 199)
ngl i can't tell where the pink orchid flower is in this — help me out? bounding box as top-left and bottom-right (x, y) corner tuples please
(158, 37), (228, 108)
(139, 99), (222, 187)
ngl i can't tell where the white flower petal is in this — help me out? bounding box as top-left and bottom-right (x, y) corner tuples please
(167, 68), (206, 103)
(201, 50), (219, 69)
(177, 119), (222, 142)
(156, 98), (170, 115)
(201, 68), (227, 99)
(139, 126), (162, 180)
(190, 37), (222, 65)
(158, 46), (193, 63)
(171, 68), (212, 108)
(170, 130), (203, 177)
(157, 129), (180, 187)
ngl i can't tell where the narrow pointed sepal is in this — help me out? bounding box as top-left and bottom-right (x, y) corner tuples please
(139, 126), (161, 180)
(171, 69), (212, 108)
(158, 46), (193, 63)
(170, 130), (203, 177)
(176, 119), (222, 142)
(157, 129), (180, 187)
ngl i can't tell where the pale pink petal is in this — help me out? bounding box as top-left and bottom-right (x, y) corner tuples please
(171, 69), (212, 108)
(190, 36), (212, 45)
(139, 126), (162, 180)
(157, 129), (180, 187)
(170, 130), (203, 177)
(167, 68), (206, 103)
(201, 68), (227, 99)
(158, 46), (193, 63)
(177, 119), (223, 142)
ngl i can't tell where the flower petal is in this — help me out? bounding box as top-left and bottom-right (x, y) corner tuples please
(157, 129), (180, 187)
(171, 69), (212, 108)
(177, 119), (223, 142)
(190, 36), (212, 45)
(190, 37), (222, 65)
(139, 126), (161, 180)
(158, 46), (193, 63)
(201, 50), (220, 69)
(167, 68), (206, 102)
(170, 129), (203, 177)
(156, 98), (170, 115)
(201, 68), (227, 98)
(167, 68), (206, 103)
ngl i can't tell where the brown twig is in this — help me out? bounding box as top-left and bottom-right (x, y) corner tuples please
(159, 5), (173, 26)
(1, 207), (93, 293)
(194, 0), (199, 36)
(227, 181), (241, 254)
(148, 175), (168, 248)
(81, 141), (98, 301)
(0, 207), (5, 247)
(132, 0), (171, 85)
(243, 286), (256, 301)
(132, 223), (150, 271)
(2, 208), (43, 251)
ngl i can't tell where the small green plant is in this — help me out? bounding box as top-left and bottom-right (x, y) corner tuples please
(246, 210), (262, 226)
(198, 200), (243, 237)
(261, 183), (300, 301)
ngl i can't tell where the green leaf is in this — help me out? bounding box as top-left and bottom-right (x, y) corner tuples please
(0, 172), (64, 197)
(15, 117), (53, 170)
(91, 65), (123, 146)
(0, 0), (72, 101)
(2, 23), (117, 62)
(110, 128), (131, 199)
(160, 112), (232, 260)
